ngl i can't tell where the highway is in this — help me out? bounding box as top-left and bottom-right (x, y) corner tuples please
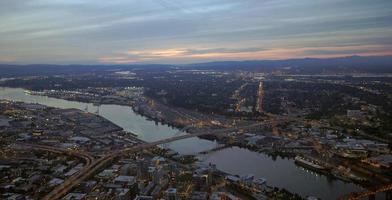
(42, 122), (264, 200)
(21, 143), (94, 167)
(340, 183), (392, 200)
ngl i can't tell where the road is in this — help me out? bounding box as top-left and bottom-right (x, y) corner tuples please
(21, 143), (94, 167)
(42, 122), (264, 200)
(340, 183), (392, 200)
(255, 81), (264, 113)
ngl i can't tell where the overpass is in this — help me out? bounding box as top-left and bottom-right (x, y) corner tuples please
(42, 122), (264, 200)
(20, 143), (94, 166)
(340, 184), (392, 200)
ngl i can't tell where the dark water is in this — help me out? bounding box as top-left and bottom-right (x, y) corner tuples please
(199, 147), (363, 200)
(0, 87), (217, 154)
(0, 87), (365, 199)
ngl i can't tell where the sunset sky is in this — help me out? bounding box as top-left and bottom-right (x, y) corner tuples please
(1, 0), (391, 64)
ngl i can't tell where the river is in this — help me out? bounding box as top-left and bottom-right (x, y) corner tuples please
(0, 87), (364, 199)
(198, 147), (363, 200)
(0, 87), (217, 155)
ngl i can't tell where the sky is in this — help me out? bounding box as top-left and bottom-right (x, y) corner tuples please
(0, 0), (391, 64)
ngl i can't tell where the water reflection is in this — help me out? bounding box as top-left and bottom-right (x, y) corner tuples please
(0, 87), (217, 155)
(0, 87), (364, 199)
(199, 146), (363, 200)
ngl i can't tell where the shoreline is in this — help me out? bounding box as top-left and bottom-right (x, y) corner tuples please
(0, 86), (370, 199)
(0, 87), (373, 190)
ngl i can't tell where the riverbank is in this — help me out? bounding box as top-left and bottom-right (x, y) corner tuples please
(198, 146), (364, 200)
(0, 87), (368, 199)
(0, 87), (217, 153)
(27, 89), (197, 129)
(0, 87), (309, 199)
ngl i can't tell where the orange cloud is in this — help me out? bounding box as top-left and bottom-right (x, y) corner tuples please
(98, 56), (139, 64)
(124, 49), (188, 58)
(0, 56), (16, 62)
(99, 45), (392, 64)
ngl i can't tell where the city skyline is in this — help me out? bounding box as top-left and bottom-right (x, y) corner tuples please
(1, 0), (392, 64)
(1, 1), (392, 199)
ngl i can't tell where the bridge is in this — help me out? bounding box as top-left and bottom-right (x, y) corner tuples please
(39, 122), (263, 200)
(340, 184), (392, 200)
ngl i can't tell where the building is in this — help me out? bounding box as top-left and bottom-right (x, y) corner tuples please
(166, 188), (177, 200)
(114, 175), (136, 186)
(116, 188), (130, 200)
(137, 158), (149, 180)
(62, 193), (86, 200)
(190, 191), (208, 200)
(134, 196), (153, 200)
(346, 110), (364, 119)
(114, 175), (138, 196)
(362, 154), (392, 168)
(211, 192), (238, 200)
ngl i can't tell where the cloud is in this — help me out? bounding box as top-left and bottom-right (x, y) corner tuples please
(99, 47), (269, 63)
(1, 0), (392, 64)
(0, 56), (16, 63)
(99, 45), (392, 64)
(305, 49), (383, 56)
(302, 45), (392, 56)
(186, 47), (266, 55)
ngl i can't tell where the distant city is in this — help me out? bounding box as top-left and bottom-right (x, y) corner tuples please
(0, 56), (391, 200)
(1, 0), (392, 200)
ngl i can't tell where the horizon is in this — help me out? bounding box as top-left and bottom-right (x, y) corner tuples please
(1, 54), (392, 66)
(1, 0), (392, 64)
(1, 1), (392, 199)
